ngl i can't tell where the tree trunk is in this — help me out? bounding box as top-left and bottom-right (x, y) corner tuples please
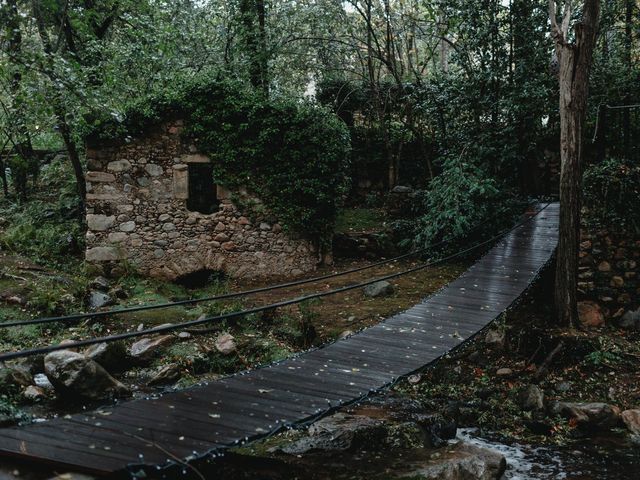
(550, 0), (600, 327)
(55, 104), (86, 216)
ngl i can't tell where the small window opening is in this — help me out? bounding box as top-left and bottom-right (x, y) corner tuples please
(187, 163), (219, 214)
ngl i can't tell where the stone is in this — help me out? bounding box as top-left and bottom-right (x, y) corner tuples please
(144, 164), (163, 176)
(610, 276), (625, 287)
(496, 368), (513, 377)
(222, 241), (236, 251)
(137, 176), (150, 187)
(621, 409), (640, 435)
(86, 171), (116, 183)
(597, 261), (612, 272)
(22, 385), (46, 402)
(162, 222), (176, 232)
(158, 213), (171, 222)
(484, 329), (505, 349)
(339, 330), (354, 339)
(87, 291), (113, 310)
(89, 276), (110, 291)
(363, 281), (394, 298)
(86, 214), (115, 232)
(557, 402), (621, 430)
(555, 381), (572, 393)
(107, 232), (127, 243)
(619, 308), (640, 330)
(84, 342), (129, 373)
(119, 221), (136, 232)
(398, 442), (506, 480)
(0, 367), (32, 393)
(519, 384), (544, 411)
(147, 363), (182, 386)
(214, 233), (230, 242)
(34, 373), (54, 390)
(259, 222), (271, 231)
(577, 301), (604, 328)
(86, 247), (120, 262)
(44, 350), (130, 400)
(129, 335), (175, 362)
(106, 160), (131, 172)
(178, 332), (192, 339)
(215, 333), (237, 355)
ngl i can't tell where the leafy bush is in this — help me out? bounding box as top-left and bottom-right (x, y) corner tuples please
(0, 156), (84, 267)
(583, 158), (640, 233)
(402, 155), (519, 251)
(85, 75), (351, 241)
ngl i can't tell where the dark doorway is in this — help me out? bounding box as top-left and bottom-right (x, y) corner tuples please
(187, 163), (219, 214)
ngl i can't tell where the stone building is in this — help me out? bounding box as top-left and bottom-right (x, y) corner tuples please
(84, 121), (317, 280)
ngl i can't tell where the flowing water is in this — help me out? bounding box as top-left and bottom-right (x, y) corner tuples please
(459, 428), (639, 479)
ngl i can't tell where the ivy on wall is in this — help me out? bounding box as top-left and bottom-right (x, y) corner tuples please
(84, 76), (351, 242)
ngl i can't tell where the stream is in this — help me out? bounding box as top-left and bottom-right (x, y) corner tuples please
(459, 428), (639, 479)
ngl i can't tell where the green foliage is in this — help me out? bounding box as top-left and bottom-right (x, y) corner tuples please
(85, 76), (351, 240)
(402, 155), (518, 250)
(583, 158), (640, 233)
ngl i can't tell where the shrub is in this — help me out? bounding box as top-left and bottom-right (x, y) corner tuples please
(402, 155), (519, 251)
(583, 158), (640, 233)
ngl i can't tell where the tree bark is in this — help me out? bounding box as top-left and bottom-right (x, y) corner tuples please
(550, 0), (600, 327)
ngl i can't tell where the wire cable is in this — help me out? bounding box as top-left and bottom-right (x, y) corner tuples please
(0, 203), (550, 362)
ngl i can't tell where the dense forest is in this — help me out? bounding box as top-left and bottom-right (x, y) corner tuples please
(0, 1), (639, 479)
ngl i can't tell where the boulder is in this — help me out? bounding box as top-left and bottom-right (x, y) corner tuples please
(363, 281), (395, 298)
(44, 350), (130, 400)
(87, 291), (113, 310)
(129, 335), (175, 362)
(215, 333), (237, 355)
(577, 301), (604, 328)
(557, 402), (621, 430)
(84, 342), (129, 372)
(398, 442), (506, 480)
(621, 409), (640, 435)
(519, 385), (545, 411)
(147, 363), (182, 386)
(280, 413), (386, 454)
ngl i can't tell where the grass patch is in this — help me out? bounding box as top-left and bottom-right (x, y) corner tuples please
(335, 208), (387, 233)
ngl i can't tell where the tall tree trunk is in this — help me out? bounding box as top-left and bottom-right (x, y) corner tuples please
(54, 103), (86, 216)
(549, 0), (600, 327)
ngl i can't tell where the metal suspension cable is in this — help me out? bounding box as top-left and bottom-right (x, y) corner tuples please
(0, 201), (521, 329)
(0, 203), (550, 362)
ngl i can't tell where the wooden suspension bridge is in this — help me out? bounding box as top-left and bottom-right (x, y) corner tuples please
(0, 203), (559, 477)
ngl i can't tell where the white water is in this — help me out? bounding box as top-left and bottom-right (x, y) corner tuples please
(457, 429), (568, 480)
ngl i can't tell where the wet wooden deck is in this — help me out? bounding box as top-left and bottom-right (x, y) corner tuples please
(0, 203), (559, 476)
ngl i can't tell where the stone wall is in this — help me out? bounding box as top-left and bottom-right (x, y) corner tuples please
(85, 121), (317, 280)
(578, 228), (640, 320)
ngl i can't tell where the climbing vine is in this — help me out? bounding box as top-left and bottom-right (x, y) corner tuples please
(84, 76), (351, 242)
